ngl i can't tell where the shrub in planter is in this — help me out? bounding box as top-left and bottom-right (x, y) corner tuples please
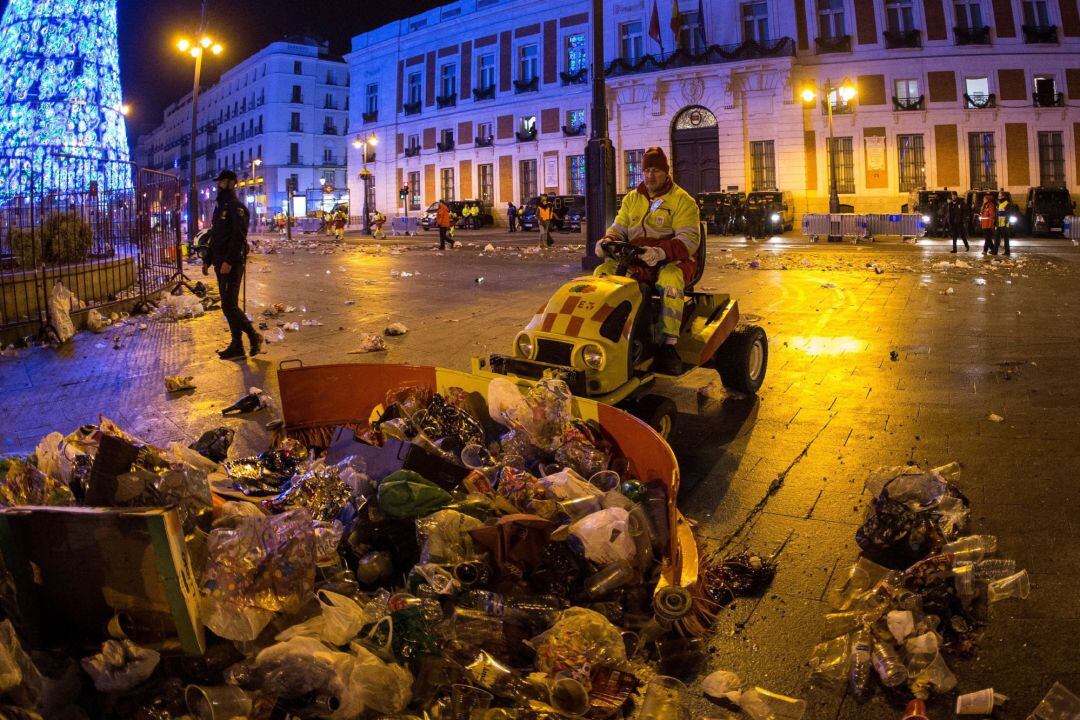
(7, 227), (42, 267)
(42, 212), (93, 264)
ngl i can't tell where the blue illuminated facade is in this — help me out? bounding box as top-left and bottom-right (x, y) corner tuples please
(0, 0), (131, 197)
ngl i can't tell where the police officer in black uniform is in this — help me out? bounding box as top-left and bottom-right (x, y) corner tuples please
(203, 169), (262, 359)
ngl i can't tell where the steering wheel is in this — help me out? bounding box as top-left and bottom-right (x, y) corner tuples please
(601, 240), (645, 260)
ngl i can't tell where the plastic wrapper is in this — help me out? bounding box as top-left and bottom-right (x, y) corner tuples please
(223, 441), (309, 495)
(0, 620), (42, 706)
(335, 455), (370, 499)
(469, 514), (556, 577)
(202, 508), (316, 614)
(701, 669), (743, 703)
(568, 508), (636, 565)
(376, 470), (452, 518)
(417, 509), (486, 564)
(276, 590), (368, 646)
(154, 467), (212, 533)
(79, 640), (160, 693)
(47, 283), (83, 343)
(314, 520), (345, 566)
(202, 596), (274, 642)
(530, 608), (627, 685)
(494, 467), (552, 516)
(808, 635), (850, 685)
(212, 500), (266, 529)
(0, 456), (75, 507)
(187, 427), (235, 464)
(263, 462), (352, 522)
(32, 432), (65, 482)
(349, 334), (387, 353)
(538, 467), (603, 503)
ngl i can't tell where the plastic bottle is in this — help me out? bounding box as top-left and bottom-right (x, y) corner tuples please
(585, 561), (636, 598)
(848, 628), (874, 701)
(941, 535), (997, 562)
(871, 639), (908, 687)
(971, 558), (1017, 581)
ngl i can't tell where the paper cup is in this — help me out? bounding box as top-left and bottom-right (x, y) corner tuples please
(956, 688), (995, 714)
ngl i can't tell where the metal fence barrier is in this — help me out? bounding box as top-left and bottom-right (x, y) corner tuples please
(865, 213), (927, 240)
(0, 154), (181, 339)
(801, 213), (868, 242)
(1064, 216), (1080, 241)
(391, 217), (421, 236)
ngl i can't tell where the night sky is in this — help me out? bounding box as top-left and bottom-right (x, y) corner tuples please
(0, 0), (446, 143)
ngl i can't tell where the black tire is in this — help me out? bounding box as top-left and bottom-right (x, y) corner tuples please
(631, 394), (678, 440)
(715, 325), (768, 395)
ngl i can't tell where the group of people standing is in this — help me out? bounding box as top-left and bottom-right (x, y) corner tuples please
(506, 197), (557, 248)
(943, 192), (1018, 256)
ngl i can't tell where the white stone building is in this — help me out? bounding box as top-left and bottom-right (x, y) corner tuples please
(135, 37), (349, 227)
(347, 0), (1080, 222)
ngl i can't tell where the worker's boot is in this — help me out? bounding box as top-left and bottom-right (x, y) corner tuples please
(248, 332), (264, 357)
(653, 344), (683, 375)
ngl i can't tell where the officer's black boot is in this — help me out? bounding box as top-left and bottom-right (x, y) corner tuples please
(653, 344), (684, 375)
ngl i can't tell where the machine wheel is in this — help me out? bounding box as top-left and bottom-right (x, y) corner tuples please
(632, 394), (678, 440)
(715, 325), (768, 395)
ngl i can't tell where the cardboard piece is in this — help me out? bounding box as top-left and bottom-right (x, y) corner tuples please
(0, 506), (204, 655)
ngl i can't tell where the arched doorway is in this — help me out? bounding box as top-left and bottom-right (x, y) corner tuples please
(670, 106), (720, 198)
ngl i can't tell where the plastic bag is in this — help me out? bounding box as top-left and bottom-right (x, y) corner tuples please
(263, 462), (352, 522)
(702, 669), (743, 703)
(212, 500), (266, 528)
(86, 309), (109, 333)
(530, 608), (626, 683)
(202, 595), (274, 642)
(314, 520), (345, 567)
(155, 467), (213, 533)
(276, 591), (367, 646)
(0, 621), (42, 704)
(376, 470), (452, 518)
(80, 639), (160, 693)
(343, 645), (413, 715)
(569, 507), (636, 564)
(202, 508), (316, 614)
(417, 509), (485, 564)
(187, 427), (235, 464)
(538, 467), (603, 503)
(47, 283), (83, 342)
(487, 377), (533, 432)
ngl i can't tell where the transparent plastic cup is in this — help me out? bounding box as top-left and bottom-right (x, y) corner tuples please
(988, 570), (1030, 602)
(740, 687), (806, 720)
(185, 685), (253, 720)
(589, 470), (621, 492)
(549, 675), (590, 716)
(638, 676), (688, 720)
(450, 684), (493, 720)
(461, 443), (493, 470)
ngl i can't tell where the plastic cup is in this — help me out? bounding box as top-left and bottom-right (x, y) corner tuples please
(461, 444), (493, 470)
(185, 684), (252, 720)
(589, 470), (621, 491)
(558, 495), (603, 520)
(549, 675), (590, 716)
(956, 688), (995, 714)
(450, 684), (493, 720)
(987, 570), (1030, 602)
(638, 676), (687, 720)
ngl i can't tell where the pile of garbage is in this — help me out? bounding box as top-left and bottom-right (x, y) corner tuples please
(0, 377), (776, 719)
(809, 463), (1030, 716)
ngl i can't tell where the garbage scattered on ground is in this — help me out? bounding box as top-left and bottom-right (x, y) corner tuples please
(1027, 682), (1080, 719)
(86, 308), (110, 333)
(349, 334), (387, 353)
(165, 375), (196, 393)
(384, 322), (409, 336)
(955, 687), (1006, 714)
(484, 244), (496, 252)
(988, 413), (1004, 423)
(0, 375), (775, 719)
(154, 290), (206, 321)
(890, 350), (900, 361)
(47, 282), (83, 343)
(811, 461), (1030, 708)
(221, 387), (273, 416)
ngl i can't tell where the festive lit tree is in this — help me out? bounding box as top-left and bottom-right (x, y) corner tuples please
(0, 0), (131, 197)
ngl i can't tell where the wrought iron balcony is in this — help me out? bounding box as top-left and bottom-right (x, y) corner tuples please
(561, 124), (586, 137)
(892, 95), (924, 111)
(403, 145), (421, 157)
(474, 136), (495, 147)
(964, 92), (996, 109)
(436, 139), (455, 152)
(814, 34), (852, 53)
(436, 93), (457, 109)
(513, 77), (539, 93)
(473, 85), (496, 101)
(403, 100), (422, 116)
(883, 29), (922, 48)
(954, 25), (991, 44)
(362, 110), (378, 123)
(1033, 91), (1065, 107)
(821, 99), (854, 115)
(560, 68), (588, 85)
(1022, 24), (1058, 43)
(605, 37), (794, 78)
(515, 128), (537, 142)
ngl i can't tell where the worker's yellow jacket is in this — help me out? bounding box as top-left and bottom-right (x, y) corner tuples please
(603, 179), (700, 284)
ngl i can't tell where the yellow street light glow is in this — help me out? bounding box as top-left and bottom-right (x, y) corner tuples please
(253, 158), (263, 166)
(838, 82), (857, 102)
(177, 38), (191, 52)
(189, 46), (202, 58)
(200, 37), (212, 48)
(367, 134), (378, 146)
(211, 44), (223, 55)
(120, 104), (130, 116)
(352, 137), (363, 149)
(800, 87), (817, 104)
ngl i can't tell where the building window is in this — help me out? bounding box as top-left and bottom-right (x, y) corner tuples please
(827, 137), (855, 193)
(954, 0), (983, 27)
(289, 142), (299, 164)
(1038, 131), (1065, 186)
(886, 0), (916, 32)
(408, 170), (421, 209)
(477, 121), (493, 141)
(625, 149), (644, 189)
(518, 44), (538, 83)
(964, 76), (990, 107)
(1033, 75), (1058, 105)
(293, 60), (302, 74)
(897, 134), (925, 191)
(567, 108), (586, 129)
(407, 72), (422, 105)
(565, 33), (587, 74)
(817, 0), (846, 38)
(679, 11), (707, 53)
(440, 128), (454, 146)
(519, 159), (538, 201)
(407, 134), (420, 152)
(478, 54), (496, 91)
(291, 85), (302, 103)
(441, 167), (455, 201)
(1022, 0), (1050, 25)
(440, 63), (457, 98)
(620, 22), (644, 62)
(568, 155), (586, 194)
(741, 2), (770, 42)
(895, 78), (920, 101)
(365, 84), (378, 114)
(479, 163), (494, 203)
(290, 112), (301, 132)
(323, 147), (333, 163)
(749, 140), (776, 190)
(968, 132), (997, 187)
(519, 115), (536, 134)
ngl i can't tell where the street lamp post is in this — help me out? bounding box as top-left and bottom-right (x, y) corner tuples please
(177, 36), (223, 243)
(583, 0), (615, 269)
(800, 79), (856, 214)
(353, 132), (378, 234)
(249, 157), (262, 230)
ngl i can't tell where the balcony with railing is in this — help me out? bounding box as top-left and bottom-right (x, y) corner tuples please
(288, 123), (304, 133)
(475, 135), (494, 147)
(362, 110), (378, 123)
(403, 100), (422, 116)
(1022, 24), (1058, 43)
(892, 95), (925, 111)
(436, 138), (455, 152)
(473, 85), (496, 101)
(883, 29), (922, 48)
(561, 124), (586, 137)
(436, 93), (457, 109)
(954, 25), (991, 44)
(403, 145), (421, 157)
(560, 68), (588, 85)
(822, 99), (854, 115)
(1033, 91), (1065, 107)
(322, 125), (339, 135)
(290, 92), (304, 104)
(513, 77), (539, 93)
(606, 36), (795, 77)
(964, 92), (996, 109)
(287, 155), (304, 166)
(515, 127), (537, 142)
(815, 34), (852, 53)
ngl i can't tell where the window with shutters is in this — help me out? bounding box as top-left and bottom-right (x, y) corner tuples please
(897, 134), (925, 191)
(827, 137), (855, 193)
(968, 132), (997, 187)
(750, 140), (776, 190)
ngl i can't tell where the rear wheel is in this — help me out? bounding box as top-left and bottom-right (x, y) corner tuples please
(631, 394), (678, 440)
(715, 325), (768, 394)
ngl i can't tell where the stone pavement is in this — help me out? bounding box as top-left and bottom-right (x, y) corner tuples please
(2, 230), (1079, 717)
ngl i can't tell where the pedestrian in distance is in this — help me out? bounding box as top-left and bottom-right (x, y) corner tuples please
(507, 201), (518, 232)
(948, 194), (970, 253)
(202, 169), (262, 359)
(996, 191), (1016, 257)
(435, 198), (454, 250)
(979, 194), (996, 255)
(538, 195), (554, 248)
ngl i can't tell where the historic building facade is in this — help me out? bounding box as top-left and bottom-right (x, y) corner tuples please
(350, 0), (1080, 222)
(135, 38), (349, 226)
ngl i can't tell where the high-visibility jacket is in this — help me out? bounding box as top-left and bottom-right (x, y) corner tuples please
(436, 202), (451, 227)
(979, 201), (996, 230)
(603, 180), (701, 285)
(996, 199), (1010, 228)
(538, 205), (553, 224)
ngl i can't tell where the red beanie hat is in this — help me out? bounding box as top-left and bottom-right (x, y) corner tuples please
(642, 146), (669, 174)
